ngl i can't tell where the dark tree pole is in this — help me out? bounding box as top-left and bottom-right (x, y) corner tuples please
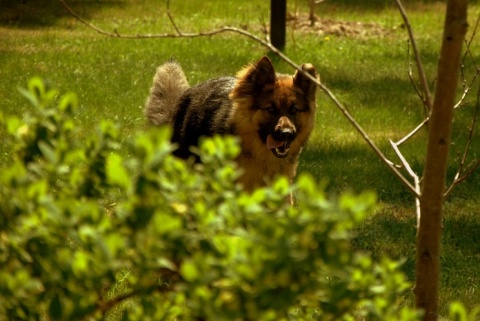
(270, 0), (286, 50)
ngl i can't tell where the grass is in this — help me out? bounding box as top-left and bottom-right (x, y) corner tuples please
(1, 0), (480, 317)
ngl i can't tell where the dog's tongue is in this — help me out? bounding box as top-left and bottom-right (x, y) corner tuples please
(267, 134), (284, 149)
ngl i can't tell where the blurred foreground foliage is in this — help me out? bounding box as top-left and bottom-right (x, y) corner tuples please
(0, 78), (433, 320)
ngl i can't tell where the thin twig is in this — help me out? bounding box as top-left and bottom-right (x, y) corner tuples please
(445, 160), (480, 199)
(394, 0), (433, 112)
(454, 70), (479, 109)
(166, 0), (182, 36)
(59, 0), (237, 39)
(455, 47), (480, 109)
(390, 140), (421, 226)
(395, 116), (429, 146)
(406, 40), (427, 116)
(444, 12), (480, 198)
(395, 39), (430, 147)
(445, 81), (480, 198)
(96, 277), (176, 315)
(464, 10), (480, 70)
(455, 12), (480, 109)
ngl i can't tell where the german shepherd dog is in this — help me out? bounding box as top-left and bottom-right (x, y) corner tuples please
(145, 56), (318, 201)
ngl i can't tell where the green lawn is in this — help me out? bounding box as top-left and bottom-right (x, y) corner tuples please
(1, 0), (480, 317)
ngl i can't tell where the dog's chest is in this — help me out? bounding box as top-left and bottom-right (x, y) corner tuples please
(235, 152), (297, 191)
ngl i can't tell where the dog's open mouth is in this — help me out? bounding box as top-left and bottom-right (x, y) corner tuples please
(267, 134), (291, 158)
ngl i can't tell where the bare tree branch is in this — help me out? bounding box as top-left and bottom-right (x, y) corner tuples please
(455, 71), (478, 109)
(391, 40), (431, 151)
(394, 4), (479, 203)
(390, 140), (421, 226)
(406, 40), (429, 119)
(456, 55), (479, 110)
(166, 0), (182, 36)
(448, 159), (480, 195)
(463, 10), (480, 70)
(394, 0), (433, 113)
(386, 1), (440, 164)
(59, 0), (251, 40)
(443, 12), (480, 198)
(308, 0), (327, 26)
(455, 12), (480, 109)
(445, 81), (480, 198)
(395, 117), (429, 146)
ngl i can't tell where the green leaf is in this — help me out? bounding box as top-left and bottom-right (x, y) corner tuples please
(72, 250), (89, 277)
(296, 173), (318, 199)
(17, 86), (39, 108)
(272, 176), (290, 195)
(38, 141), (57, 164)
(58, 92), (78, 114)
(200, 138), (216, 156)
(106, 153), (131, 190)
(6, 116), (22, 135)
(180, 261), (199, 282)
(450, 301), (467, 321)
(28, 77), (45, 97)
(105, 233), (125, 258)
(157, 257), (177, 271)
(99, 120), (119, 140)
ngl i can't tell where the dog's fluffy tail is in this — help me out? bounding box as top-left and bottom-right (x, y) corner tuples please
(145, 61), (189, 126)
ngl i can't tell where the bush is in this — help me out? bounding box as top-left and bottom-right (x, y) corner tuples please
(0, 78), (421, 320)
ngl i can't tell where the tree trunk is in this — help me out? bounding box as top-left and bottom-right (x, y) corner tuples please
(415, 1), (468, 320)
(270, 0), (286, 50)
(309, 0), (316, 26)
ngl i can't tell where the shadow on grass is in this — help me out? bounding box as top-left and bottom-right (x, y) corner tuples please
(0, 0), (124, 27)
(352, 200), (480, 286)
(352, 207), (417, 279)
(299, 139), (417, 204)
(300, 129), (479, 204)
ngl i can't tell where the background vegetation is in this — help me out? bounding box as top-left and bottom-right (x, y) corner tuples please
(1, 0), (479, 318)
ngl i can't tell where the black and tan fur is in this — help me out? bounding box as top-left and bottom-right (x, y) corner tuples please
(145, 56), (318, 199)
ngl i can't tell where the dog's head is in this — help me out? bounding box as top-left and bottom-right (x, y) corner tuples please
(231, 56), (318, 159)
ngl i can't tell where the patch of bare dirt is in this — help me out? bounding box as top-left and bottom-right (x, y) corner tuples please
(287, 13), (395, 38)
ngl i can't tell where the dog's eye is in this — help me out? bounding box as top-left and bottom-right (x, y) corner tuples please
(291, 107), (301, 114)
(263, 105), (277, 114)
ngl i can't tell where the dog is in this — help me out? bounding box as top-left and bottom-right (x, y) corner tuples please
(145, 56), (318, 201)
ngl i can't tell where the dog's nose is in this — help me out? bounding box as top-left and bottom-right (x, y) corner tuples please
(278, 128), (295, 142)
(274, 116), (296, 142)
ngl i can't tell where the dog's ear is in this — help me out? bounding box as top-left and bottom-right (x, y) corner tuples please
(249, 56), (276, 87)
(231, 56), (276, 99)
(293, 63), (318, 98)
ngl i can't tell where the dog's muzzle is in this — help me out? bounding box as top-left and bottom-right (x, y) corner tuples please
(266, 117), (296, 158)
